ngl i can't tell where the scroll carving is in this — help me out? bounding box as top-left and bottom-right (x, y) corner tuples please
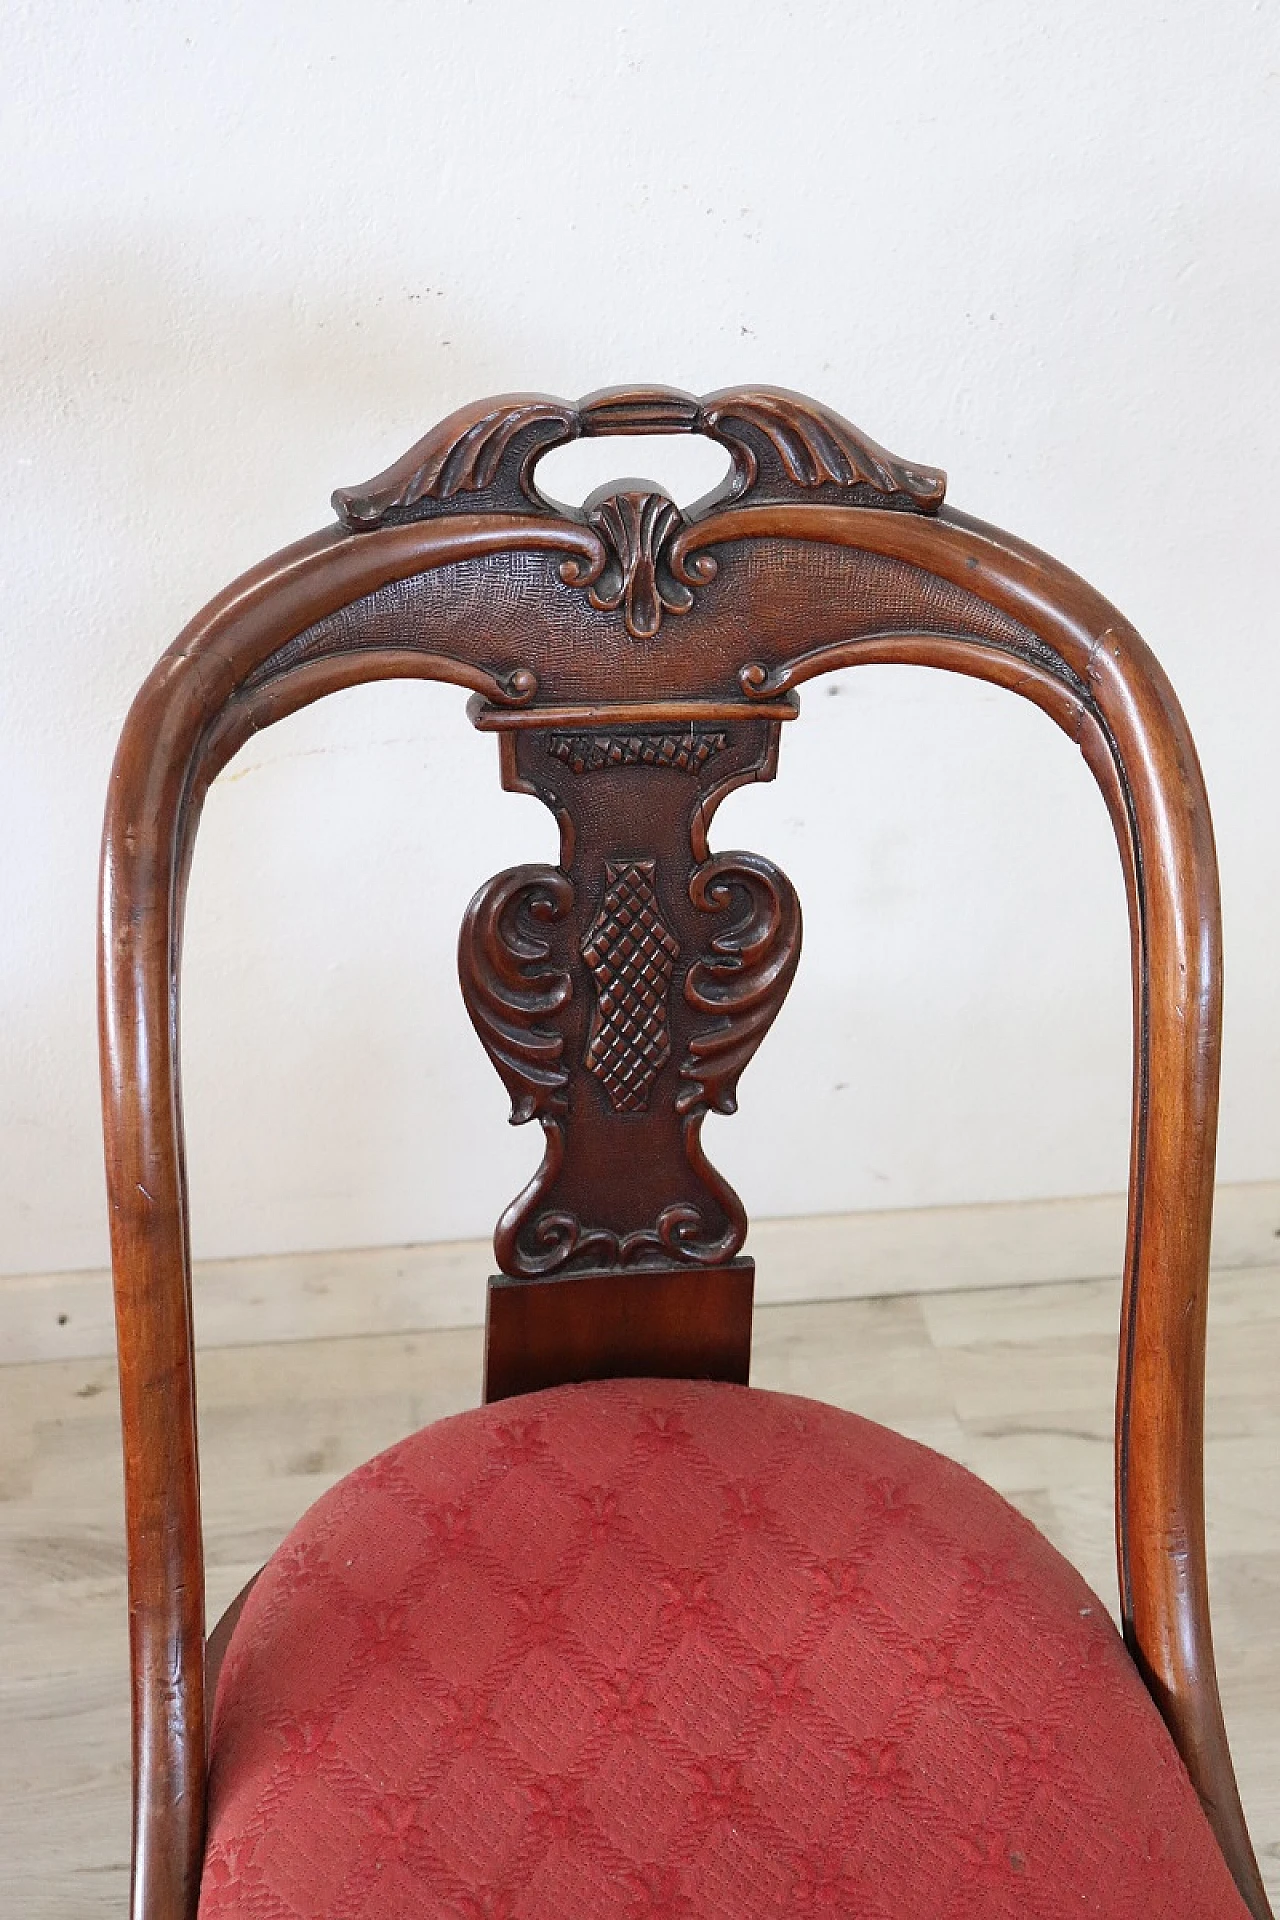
(738, 626), (1088, 705)
(490, 850), (802, 1278)
(678, 854), (803, 1119)
(333, 396), (577, 526)
(494, 1154), (745, 1279)
(457, 865), (574, 1126)
(332, 384), (946, 644)
(699, 388), (946, 510)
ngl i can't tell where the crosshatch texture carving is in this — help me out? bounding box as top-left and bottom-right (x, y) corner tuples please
(548, 730), (728, 776)
(328, 384), (949, 643)
(581, 861), (681, 1114)
(239, 535), (1065, 715)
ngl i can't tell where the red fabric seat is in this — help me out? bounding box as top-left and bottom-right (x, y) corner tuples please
(202, 1379), (1248, 1917)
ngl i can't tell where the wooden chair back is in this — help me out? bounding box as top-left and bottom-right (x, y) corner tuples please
(100, 386), (1269, 1916)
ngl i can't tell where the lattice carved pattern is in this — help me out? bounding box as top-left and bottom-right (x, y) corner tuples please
(581, 862), (680, 1114)
(548, 731), (727, 777)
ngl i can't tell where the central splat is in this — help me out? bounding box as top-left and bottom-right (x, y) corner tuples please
(458, 714), (801, 1283)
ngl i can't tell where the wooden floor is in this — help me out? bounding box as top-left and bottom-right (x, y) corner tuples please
(2, 1267), (1276, 1914)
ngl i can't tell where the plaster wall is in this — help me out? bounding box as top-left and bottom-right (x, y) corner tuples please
(2, 0), (1277, 1274)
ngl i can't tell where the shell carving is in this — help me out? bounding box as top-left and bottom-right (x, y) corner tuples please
(580, 490), (694, 641)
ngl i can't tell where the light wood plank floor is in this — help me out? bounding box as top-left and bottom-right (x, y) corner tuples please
(3, 1269), (1276, 1914)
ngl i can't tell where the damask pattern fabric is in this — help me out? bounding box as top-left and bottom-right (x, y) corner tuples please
(202, 1379), (1249, 1917)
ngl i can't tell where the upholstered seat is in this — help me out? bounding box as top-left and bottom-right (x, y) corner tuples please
(201, 1379), (1248, 1918)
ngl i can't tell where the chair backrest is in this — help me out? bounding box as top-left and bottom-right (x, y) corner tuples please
(100, 385), (1268, 1918)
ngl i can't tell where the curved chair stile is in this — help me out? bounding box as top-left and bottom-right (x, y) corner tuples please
(102, 513), (592, 1920)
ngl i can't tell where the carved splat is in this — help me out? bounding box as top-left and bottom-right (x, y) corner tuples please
(458, 715), (801, 1281)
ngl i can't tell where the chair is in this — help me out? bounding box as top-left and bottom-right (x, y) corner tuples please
(100, 384), (1271, 1918)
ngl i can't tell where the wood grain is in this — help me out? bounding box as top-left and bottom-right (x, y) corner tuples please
(483, 1258), (754, 1403)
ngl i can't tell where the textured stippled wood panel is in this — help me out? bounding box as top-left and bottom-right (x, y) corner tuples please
(243, 537), (1062, 711)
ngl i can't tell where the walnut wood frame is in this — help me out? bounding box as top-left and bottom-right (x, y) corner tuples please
(100, 385), (1270, 1917)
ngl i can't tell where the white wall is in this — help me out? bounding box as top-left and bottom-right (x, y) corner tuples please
(2, 0), (1278, 1277)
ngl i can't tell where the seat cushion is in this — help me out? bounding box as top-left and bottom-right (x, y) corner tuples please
(202, 1378), (1248, 1917)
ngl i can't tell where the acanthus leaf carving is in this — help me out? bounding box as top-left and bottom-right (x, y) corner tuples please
(458, 701), (799, 1285)
(678, 852), (803, 1118)
(700, 386), (946, 512)
(334, 385), (944, 568)
(333, 386), (945, 651)
(457, 865), (574, 1126)
(333, 396), (577, 528)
